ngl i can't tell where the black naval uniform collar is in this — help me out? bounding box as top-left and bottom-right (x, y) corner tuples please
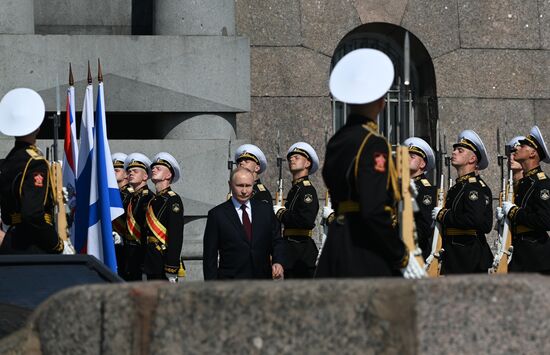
(456, 171), (477, 184)
(413, 174), (425, 182)
(133, 184), (149, 194)
(346, 114), (378, 131)
(292, 176), (310, 186)
(524, 166), (543, 179)
(157, 186), (172, 196)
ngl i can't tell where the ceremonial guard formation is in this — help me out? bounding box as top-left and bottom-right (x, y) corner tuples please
(274, 142), (320, 278)
(315, 49), (424, 278)
(498, 126), (550, 273)
(3, 49), (550, 283)
(0, 88), (64, 255)
(143, 152), (185, 282)
(234, 144), (273, 205)
(432, 130), (493, 274)
(122, 153), (154, 281)
(404, 137), (437, 261)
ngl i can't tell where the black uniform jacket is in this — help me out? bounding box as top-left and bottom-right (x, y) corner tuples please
(316, 114), (407, 277)
(113, 183), (133, 237)
(413, 175), (437, 260)
(436, 171), (493, 274)
(508, 166), (550, 272)
(276, 176), (319, 236)
(143, 186), (184, 275)
(252, 179), (273, 205)
(126, 184), (154, 245)
(0, 141), (63, 254)
(203, 198), (285, 280)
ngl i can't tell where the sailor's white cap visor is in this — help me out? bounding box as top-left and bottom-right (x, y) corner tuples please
(0, 88), (45, 136)
(329, 48), (395, 105)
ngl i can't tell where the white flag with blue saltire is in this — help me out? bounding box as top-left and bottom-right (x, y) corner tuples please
(87, 80), (123, 272)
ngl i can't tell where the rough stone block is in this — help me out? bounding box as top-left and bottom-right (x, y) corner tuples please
(236, 0), (302, 46)
(154, 0), (235, 36)
(459, 0), (541, 49)
(434, 49), (550, 99)
(0, 0), (34, 34)
(541, 0), (550, 49)
(401, 0), (460, 58)
(251, 47), (330, 97)
(300, 0), (362, 56)
(353, 0), (408, 25)
(534, 100), (550, 131)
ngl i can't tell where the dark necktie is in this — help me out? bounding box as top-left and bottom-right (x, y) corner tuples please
(241, 204), (252, 241)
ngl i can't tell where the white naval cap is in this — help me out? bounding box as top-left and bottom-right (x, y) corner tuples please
(404, 137), (435, 172)
(112, 152), (127, 169)
(151, 152), (181, 183)
(287, 142), (319, 174)
(506, 136), (525, 150)
(519, 126), (550, 164)
(329, 48), (395, 105)
(234, 144), (267, 174)
(125, 152), (152, 174)
(0, 88), (45, 137)
(453, 130), (489, 170)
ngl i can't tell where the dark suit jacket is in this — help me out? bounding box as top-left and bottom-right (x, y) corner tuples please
(203, 199), (286, 280)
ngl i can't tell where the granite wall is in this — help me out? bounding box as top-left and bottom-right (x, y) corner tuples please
(2, 275), (550, 354)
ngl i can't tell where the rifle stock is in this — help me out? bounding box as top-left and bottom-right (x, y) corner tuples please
(491, 169), (514, 274)
(426, 174), (445, 277)
(396, 146), (424, 267)
(51, 161), (68, 241)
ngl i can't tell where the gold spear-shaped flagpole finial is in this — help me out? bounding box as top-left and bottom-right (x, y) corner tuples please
(69, 63), (74, 86)
(98, 58), (103, 83)
(87, 61), (92, 84)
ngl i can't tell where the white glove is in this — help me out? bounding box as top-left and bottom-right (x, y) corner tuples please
(502, 201), (516, 217)
(166, 273), (178, 283)
(62, 239), (76, 255)
(495, 206), (505, 221)
(62, 187), (69, 203)
(322, 206), (334, 219)
(431, 206), (442, 221)
(273, 204), (285, 215)
(112, 231), (123, 245)
(409, 179), (418, 198)
(401, 252), (427, 279)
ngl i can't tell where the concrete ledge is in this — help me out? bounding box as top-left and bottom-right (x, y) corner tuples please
(2, 275), (550, 354)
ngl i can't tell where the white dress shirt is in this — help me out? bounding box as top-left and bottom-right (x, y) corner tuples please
(231, 197), (252, 223)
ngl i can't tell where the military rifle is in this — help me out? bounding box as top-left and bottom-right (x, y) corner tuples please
(226, 139), (233, 199)
(49, 77), (72, 251)
(317, 126), (331, 265)
(275, 130), (284, 206)
(396, 145), (424, 268)
(425, 133), (446, 276)
(490, 133), (513, 273)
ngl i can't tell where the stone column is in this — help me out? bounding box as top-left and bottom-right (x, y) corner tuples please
(153, 0), (235, 36)
(0, 0), (34, 34)
(159, 113), (236, 140)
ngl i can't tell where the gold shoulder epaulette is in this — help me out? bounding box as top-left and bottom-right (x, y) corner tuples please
(25, 147), (44, 160)
(537, 172), (547, 180)
(479, 180), (486, 187)
(142, 189), (149, 195)
(302, 180), (311, 186)
(168, 190), (176, 196)
(468, 177), (477, 183)
(257, 183), (266, 191)
(421, 179), (431, 187)
(127, 187), (134, 193)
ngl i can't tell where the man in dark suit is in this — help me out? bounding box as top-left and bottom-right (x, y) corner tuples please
(203, 167), (285, 280)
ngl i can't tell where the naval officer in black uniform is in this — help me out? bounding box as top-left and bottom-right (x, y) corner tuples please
(403, 137), (437, 261)
(112, 152), (133, 276)
(432, 130), (493, 274)
(274, 142), (320, 278)
(143, 152), (185, 282)
(234, 144), (273, 205)
(0, 88), (64, 254)
(499, 126), (550, 273)
(315, 48), (424, 279)
(123, 152), (154, 281)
